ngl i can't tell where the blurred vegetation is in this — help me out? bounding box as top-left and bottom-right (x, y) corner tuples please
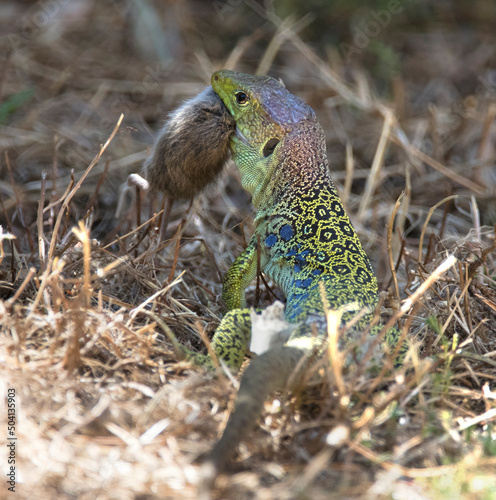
(0, 1), (495, 499)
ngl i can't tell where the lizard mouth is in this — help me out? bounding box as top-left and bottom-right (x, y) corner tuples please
(234, 127), (250, 145)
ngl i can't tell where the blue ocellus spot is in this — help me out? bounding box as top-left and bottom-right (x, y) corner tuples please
(301, 278), (313, 288)
(285, 247), (297, 257)
(294, 292), (309, 302)
(279, 224), (294, 241)
(265, 233), (277, 248)
(297, 253), (307, 261)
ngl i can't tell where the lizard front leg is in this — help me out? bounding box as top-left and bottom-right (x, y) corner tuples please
(187, 236), (266, 371)
(185, 308), (252, 370)
(222, 236), (261, 310)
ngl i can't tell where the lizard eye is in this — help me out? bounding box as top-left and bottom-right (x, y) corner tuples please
(263, 138), (279, 157)
(235, 91), (249, 106)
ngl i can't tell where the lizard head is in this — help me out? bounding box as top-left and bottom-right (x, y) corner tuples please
(211, 70), (316, 205)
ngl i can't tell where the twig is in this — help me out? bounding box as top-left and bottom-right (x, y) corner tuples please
(400, 255), (457, 314)
(256, 14), (314, 76)
(342, 142), (353, 206)
(347, 439), (459, 478)
(5, 151), (35, 252)
(358, 109), (394, 221)
(5, 267), (36, 308)
(475, 102), (496, 183)
(47, 114), (124, 261)
(37, 171), (47, 271)
(128, 270), (185, 323)
(418, 195), (458, 265)
(359, 255), (457, 369)
(167, 221), (183, 283)
(72, 221), (92, 307)
(390, 135), (486, 194)
(467, 224), (496, 279)
(223, 28), (266, 71)
(387, 191), (404, 302)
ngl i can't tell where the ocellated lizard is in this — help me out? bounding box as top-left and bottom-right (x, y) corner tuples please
(182, 70), (404, 473)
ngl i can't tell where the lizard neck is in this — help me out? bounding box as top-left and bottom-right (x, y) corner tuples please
(255, 121), (333, 218)
(228, 121), (327, 211)
(253, 120), (379, 323)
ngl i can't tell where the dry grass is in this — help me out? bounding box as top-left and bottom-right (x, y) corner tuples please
(1, 2), (496, 499)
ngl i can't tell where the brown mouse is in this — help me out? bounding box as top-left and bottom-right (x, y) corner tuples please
(143, 86), (235, 199)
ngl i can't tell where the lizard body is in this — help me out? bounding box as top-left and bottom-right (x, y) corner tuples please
(183, 70), (404, 473)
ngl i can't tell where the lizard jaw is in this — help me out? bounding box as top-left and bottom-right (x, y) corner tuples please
(234, 126), (250, 145)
